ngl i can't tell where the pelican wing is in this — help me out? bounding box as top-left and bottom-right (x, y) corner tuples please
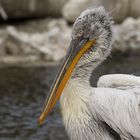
(97, 74), (140, 90)
(89, 87), (140, 139)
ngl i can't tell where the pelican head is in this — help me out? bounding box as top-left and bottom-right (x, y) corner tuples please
(39, 6), (113, 125)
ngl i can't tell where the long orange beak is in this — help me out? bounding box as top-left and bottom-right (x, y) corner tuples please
(38, 38), (96, 125)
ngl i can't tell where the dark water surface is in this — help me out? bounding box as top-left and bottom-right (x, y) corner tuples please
(0, 52), (140, 140)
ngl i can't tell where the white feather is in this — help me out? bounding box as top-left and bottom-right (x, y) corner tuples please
(90, 87), (140, 139)
(60, 79), (115, 140)
(97, 74), (140, 90)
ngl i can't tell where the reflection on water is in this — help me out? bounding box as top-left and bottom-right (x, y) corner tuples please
(0, 52), (140, 140)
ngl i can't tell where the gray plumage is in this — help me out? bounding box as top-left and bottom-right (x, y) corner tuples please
(59, 6), (140, 140)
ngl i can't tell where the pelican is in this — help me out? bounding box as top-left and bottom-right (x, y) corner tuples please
(39, 6), (140, 140)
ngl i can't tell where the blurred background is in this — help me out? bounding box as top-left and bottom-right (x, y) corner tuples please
(0, 0), (140, 140)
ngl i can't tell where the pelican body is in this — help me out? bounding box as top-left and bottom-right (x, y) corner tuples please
(39, 7), (140, 140)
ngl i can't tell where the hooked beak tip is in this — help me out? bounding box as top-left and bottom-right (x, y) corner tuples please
(38, 114), (45, 125)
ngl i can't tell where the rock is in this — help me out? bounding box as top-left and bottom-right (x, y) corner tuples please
(0, 29), (7, 55)
(0, 18), (71, 65)
(112, 17), (140, 53)
(102, 0), (140, 23)
(62, 0), (92, 23)
(102, 0), (130, 23)
(0, 0), (67, 20)
(63, 0), (140, 23)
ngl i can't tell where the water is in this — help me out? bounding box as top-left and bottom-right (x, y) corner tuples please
(0, 51), (140, 140)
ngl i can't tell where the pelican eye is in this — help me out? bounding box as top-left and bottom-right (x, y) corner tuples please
(77, 30), (83, 37)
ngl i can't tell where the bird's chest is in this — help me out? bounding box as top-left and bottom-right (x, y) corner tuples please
(60, 92), (94, 140)
(60, 80), (93, 140)
(60, 79), (90, 119)
(59, 80), (114, 140)
(60, 95), (114, 140)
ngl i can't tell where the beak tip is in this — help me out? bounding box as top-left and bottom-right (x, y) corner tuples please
(38, 115), (45, 125)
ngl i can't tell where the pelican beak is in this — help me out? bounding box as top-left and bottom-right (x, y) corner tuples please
(38, 38), (96, 125)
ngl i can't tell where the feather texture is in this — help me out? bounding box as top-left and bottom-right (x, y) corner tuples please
(97, 74), (140, 90)
(90, 87), (140, 140)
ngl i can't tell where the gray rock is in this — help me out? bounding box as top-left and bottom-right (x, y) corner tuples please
(112, 18), (140, 53)
(63, 0), (140, 23)
(0, 0), (67, 20)
(62, 0), (92, 23)
(0, 19), (71, 65)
